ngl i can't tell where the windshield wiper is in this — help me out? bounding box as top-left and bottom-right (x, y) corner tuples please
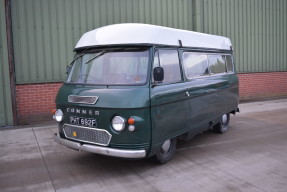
(85, 51), (106, 64)
(69, 52), (86, 66)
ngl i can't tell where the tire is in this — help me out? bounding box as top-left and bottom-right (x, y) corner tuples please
(214, 113), (230, 134)
(153, 138), (177, 164)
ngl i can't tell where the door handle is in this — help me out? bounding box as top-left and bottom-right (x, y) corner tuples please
(185, 91), (190, 97)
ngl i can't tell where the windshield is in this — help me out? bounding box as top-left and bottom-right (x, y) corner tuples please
(66, 48), (150, 85)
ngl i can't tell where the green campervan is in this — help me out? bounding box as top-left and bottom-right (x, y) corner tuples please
(53, 23), (239, 163)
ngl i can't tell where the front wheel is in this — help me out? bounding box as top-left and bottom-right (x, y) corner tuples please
(214, 113), (230, 134)
(153, 138), (177, 164)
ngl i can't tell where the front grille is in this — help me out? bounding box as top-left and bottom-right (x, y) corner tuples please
(63, 124), (112, 146)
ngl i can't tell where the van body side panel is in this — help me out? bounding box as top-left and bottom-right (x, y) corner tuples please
(149, 73), (239, 156)
(56, 84), (151, 151)
(186, 74), (239, 130)
(149, 82), (189, 156)
(219, 74), (240, 113)
(183, 74), (238, 139)
(185, 78), (221, 128)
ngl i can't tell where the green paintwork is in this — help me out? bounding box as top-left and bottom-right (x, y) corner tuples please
(149, 48), (239, 156)
(56, 84), (152, 151)
(55, 46), (239, 158)
(150, 82), (190, 155)
(56, 84), (150, 109)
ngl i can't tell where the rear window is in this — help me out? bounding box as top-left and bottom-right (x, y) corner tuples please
(208, 55), (227, 74)
(225, 55), (234, 73)
(182, 52), (234, 79)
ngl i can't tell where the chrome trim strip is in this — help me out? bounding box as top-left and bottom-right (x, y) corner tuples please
(68, 95), (98, 104)
(53, 133), (146, 159)
(63, 124), (112, 146)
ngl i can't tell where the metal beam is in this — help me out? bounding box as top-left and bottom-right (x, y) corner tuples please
(5, 0), (17, 125)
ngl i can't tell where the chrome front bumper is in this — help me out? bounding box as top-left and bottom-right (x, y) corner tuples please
(53, 133), (146, 159)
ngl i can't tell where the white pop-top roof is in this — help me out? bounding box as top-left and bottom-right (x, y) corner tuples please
(75, 23), (232, 50)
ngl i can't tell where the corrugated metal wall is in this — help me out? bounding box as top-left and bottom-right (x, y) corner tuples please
(10, 0), (193, 84)
(0, 0), (13, 126)
(10, 0), (287, 84)
(201, 0), (287, 73)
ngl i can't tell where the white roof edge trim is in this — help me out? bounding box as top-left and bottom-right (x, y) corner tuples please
(75, 23), (232, 50)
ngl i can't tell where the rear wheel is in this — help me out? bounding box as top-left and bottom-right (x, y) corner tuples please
(214, 113), (230, 134)
(153, 138), (177, 164)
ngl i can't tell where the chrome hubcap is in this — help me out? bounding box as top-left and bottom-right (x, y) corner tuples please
(222, 114), (228, 125)
(161, 140), (171, 155)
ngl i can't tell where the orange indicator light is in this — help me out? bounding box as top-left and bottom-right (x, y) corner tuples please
(51, 109), (57, 114)
(72, 131), (77, 137)
(128, 117), (135, 125)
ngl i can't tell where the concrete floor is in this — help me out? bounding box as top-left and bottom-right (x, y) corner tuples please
(1, 98), (287, 192)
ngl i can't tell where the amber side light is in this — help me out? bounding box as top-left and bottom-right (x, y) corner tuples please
(51, 109), (57, 114)
(128, 117), (135, 125)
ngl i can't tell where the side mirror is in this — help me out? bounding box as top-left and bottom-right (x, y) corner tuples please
(66, 66), (71, 74)
(153, 67), (164, 82)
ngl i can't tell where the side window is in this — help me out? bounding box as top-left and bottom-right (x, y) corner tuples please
(226, 55), (234, 73)
(208, 54), (227, 74)
(182, 52), (209, 79)
(153, 49), (181, 84)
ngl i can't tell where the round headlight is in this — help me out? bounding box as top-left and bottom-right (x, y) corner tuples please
(53, 109), (63, 122)
(112, 116), (126, 132)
